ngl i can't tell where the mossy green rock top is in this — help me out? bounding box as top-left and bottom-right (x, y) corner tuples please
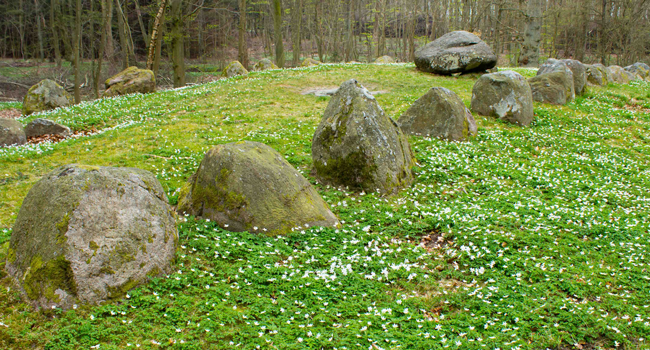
(223, 61), (249, 78)
(374, 56), (395, 64)
(0, 118), (27, 147)
(22, 79), (72, 116)
(302, 58), (322, 67)
(253, 58), (279, 71)
(312, 79), (414, 194)
(103, 66), (156, 98)
(398, 87), (477, 141)
(585, 64), (606, 86)
(624, 62), (649, 80)
(6, 164), (177, 310)
(470, 71), (534, 127)
(607, 65), (635, 84)
(529, 71), (574, 105)
(178, 141), (339, 235)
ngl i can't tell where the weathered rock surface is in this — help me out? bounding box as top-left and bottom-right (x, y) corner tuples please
(374, 56), (396, 64)
(223, 61), (249, 78)
(24, 118), (71, 138)
(470, 70), (534, 126)
(103, 66), (156, 98)
(312, 79), (414, 193)
(6, 164), (177, 310)
(624, 62), (650, 80)
(0, 118), (27, 147)
(608, 65), (635, 84)
(537, 59), (577, 98)
(592, 63), (613, 84)
(529, 71), (574, 105)
(22, 79), (72, 116)
(253, 58), (278, 71)
(178, 141), (339, 235)
(398, 87), (477, 141)
(414, 31), (497, 75)
(560, 59), (587, 95)
(585, 64), (605, 86)
(302, 58), (322, 67)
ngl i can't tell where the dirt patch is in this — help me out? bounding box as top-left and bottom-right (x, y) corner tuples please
(418, 230), (451, 251)
(26, 127), (97, 145)
(0, 109), (21, 119)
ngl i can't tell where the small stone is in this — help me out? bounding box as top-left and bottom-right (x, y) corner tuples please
(374, 56), (396, 64)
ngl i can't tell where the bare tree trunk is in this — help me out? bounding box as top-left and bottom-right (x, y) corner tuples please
(134, 0), (150, 47)
(147, 0), (167, 71)
(95, 0), (108, 98)
(116, 0), (130, 68)
(519, 0), (542, 67)
(34, 0), (45, 61)
(105, 0), (115, 60)
(50, 0), (62, 66)
(238, 0), (249, 68)
(170, 0), (185, 87)
(19, 0), (25, 58)
(314, 0), (324, 61)
(74, 0), (81, 103)
(345, 0), (355, 61)
(273, 0), (285, 67)
(291, 0), (303, 66)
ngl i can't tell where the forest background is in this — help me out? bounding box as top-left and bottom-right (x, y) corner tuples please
(0, 0), (649, 100)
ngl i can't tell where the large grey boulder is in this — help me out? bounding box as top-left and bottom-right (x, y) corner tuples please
(529, 71), (574, 105)
(470, 71), (534, 126)
(561, 59), (587, 95)
(585, 64), (606, 86)
(608, 65), (635, 84)
(22, 79), (72, 116)
(624, 62), (649, 80)
(312, 79), (414, 193)
(253, 58), (278, 71)
(398, 87), (477, 141)
(593, 63), (613, 84)
(0, 118), (27, 147)
(24, 118), (71, 138)
(414, 31), (497, 75)
(103, 66), (156, 98)
(5, 164), (177, 310)
(178, 141), (339, 235)
(537, 59), (578, 97)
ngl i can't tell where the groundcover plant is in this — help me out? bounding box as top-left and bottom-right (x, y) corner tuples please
(1, 63), (649, 349)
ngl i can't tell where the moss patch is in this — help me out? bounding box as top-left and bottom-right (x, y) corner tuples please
(22, 255), (77, 302)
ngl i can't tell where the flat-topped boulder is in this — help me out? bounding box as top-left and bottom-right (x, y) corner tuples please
(312, 79), (414, 193)
(253, 58), (278, 71)
(374, 56), (396, 64)
(302, 58), (322, 67)
(5, 164), (177, 310)
(529, 71), (574, 105)
(0, 118), (26, 147)
(223, 61), (249, 78)
(22, 79), (72, 116)
(24, 118), (71, 138)
(414, 31), (497, 75)
(398, 87), (477, 141)
(537, 59), (577, 98)
(178, 141), (339, 235)
(103, 66), (155, 98)
(470, 70), (534, 126)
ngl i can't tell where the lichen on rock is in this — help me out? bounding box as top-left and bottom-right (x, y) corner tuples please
(103, 66), (156, 98)
(22, 79), (72, 116)
(470, 71), (534, 126)
(223, 61), (249, 78)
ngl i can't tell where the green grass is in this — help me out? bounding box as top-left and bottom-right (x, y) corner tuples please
(1, 63), (650, 349)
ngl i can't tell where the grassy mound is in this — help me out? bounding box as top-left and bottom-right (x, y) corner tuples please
(1, 64), (650, 349)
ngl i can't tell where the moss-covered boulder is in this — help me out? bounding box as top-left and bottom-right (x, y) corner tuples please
(536, 59), (576, 98)
(178, 141), (339, 235)
(592, 63), (613, 84)
(253, 58), (279, 71)
(608, 65), (635, 84)
(624, 62), (650, 80)
(398, 87), (477, 141)
(470, 70), (534, 126)
(302, 58), (322, 67)
(103, 66), (156, 98)
(374, 56), (396, 64)
(223, 61), (249, 78)
(585, 64), (605, 86)
(22, 79), (72, 116)
(529, 71), (574, 105)
(312, 79), (414, 194)
(560, 59), (587, 95)
(5, 164), (177, 310)
(414, 31), (497, 75)
(24, 118), (71, 138)
(0, 118), (27, 147)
